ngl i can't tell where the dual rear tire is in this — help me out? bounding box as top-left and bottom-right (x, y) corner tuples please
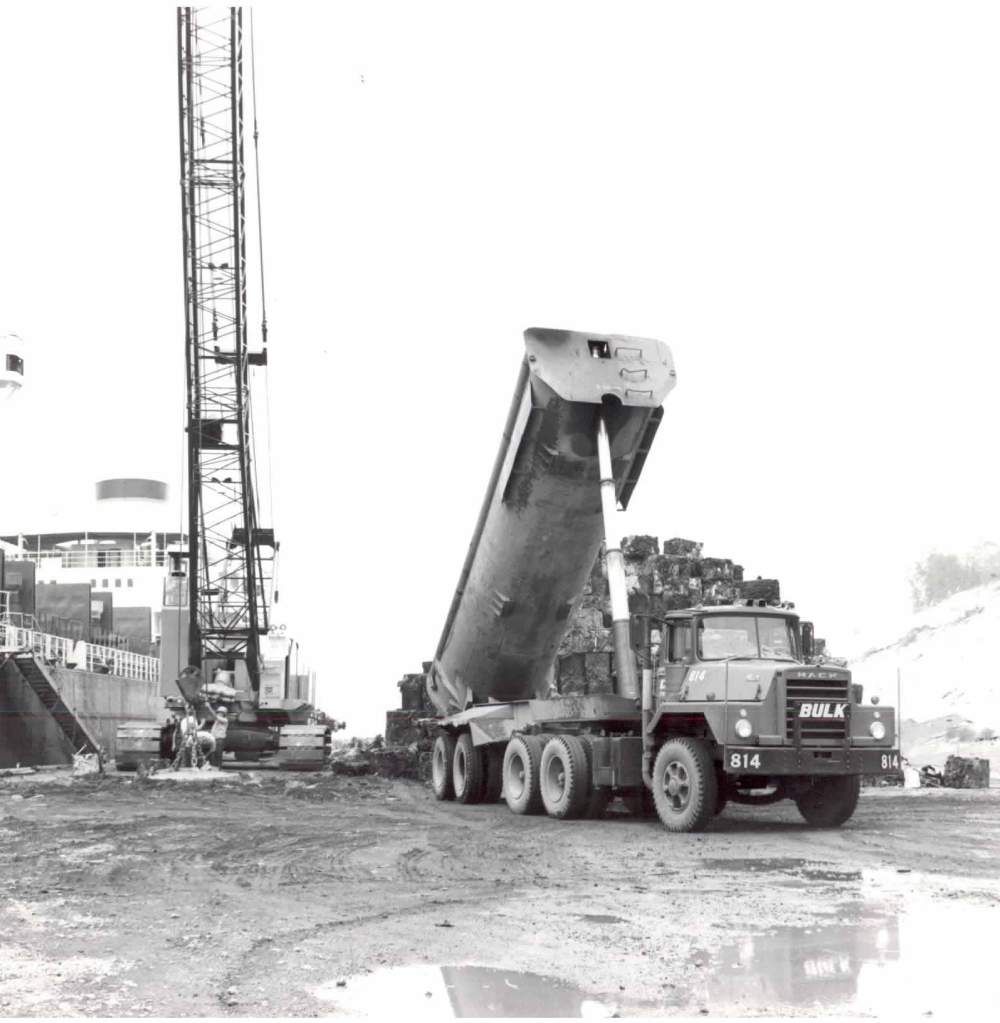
(502, 734), (545, 814)
(432, 731), (621, 821)
(431, 732), (504, 804)
(538, 735), (590, 819)
(502, 733), (597, 819)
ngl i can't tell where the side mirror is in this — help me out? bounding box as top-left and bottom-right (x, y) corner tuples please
(801, 621), (814, 660)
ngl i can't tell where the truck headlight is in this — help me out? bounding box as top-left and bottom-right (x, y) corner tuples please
(735, 718), (753, 740)
(869, 721), (886, 740)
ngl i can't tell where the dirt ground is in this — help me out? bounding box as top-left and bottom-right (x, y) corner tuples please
(0, 771), (997, 1018)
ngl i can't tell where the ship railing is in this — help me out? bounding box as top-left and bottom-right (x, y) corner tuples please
(0, 592), (36, 631)
(9, 549), (168, 570)
(0, 621), (160, 684)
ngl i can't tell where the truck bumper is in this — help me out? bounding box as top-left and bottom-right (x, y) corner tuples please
(723, 746), (901, 776)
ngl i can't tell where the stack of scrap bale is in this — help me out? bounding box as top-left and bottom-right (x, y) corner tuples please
(382, 535), (780, 726)
(941, 755), (991, 789)
(385, 663), (433, 746)
(555, 536), (779, 696)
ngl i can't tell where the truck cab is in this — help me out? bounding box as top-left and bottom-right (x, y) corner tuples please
(657, 603), (806, 705)
(650, 603), (897, 797)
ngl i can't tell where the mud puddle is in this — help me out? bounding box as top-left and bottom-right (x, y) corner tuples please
(315, 965), (614, 1017)
(704, 901), (996, 1015)
(580, 914), (624, 924)
(700, 857), (861, 881)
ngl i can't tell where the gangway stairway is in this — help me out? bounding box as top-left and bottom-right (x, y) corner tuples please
(2, 652), (102, 758)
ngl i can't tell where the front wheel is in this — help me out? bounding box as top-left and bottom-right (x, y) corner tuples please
(652, 738), (718, 833)
(794, 776), (860, 827)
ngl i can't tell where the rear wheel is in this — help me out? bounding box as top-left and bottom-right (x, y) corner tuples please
(795, 776), (861, 827)
(431, 733), (456, 801)
(503, 735), (545, 815)
(453, 733), (485, 804)
(539, 735), (590, 819)
(652, 738), (718, 833)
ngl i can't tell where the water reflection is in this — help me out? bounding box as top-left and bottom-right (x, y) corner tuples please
(711, 918), (899, 1009)
(708, 902), (995, 1014)
(315, 964), (613, 1018)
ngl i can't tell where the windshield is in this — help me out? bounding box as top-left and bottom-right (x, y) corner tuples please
(696, 615), (797, 661)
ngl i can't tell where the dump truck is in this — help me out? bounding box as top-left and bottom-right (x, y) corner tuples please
(425, 327), (900, 832)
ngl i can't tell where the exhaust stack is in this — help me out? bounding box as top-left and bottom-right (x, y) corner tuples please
(596, 410), (638, 701)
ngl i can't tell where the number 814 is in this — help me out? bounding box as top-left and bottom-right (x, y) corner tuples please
(730, 753), (761, 769)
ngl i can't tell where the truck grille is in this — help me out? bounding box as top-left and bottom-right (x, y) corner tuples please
(785, 677), (850, 744)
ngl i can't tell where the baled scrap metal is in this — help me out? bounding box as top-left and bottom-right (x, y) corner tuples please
(397, 673), (428, 712)
(662, 538), (703, 558)
(385, 709), (428, 746)
(740, 577), (781, 603)
(555, 535), (780, 693)
(942, 755), (990, 789)
(385, 533), (781, 721)
(622, 534), (659, 561)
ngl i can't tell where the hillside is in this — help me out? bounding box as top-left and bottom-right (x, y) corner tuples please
(847, 579), (1000, 781)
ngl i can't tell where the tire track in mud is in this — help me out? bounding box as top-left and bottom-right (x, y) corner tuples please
(2, 779), (998, 1018)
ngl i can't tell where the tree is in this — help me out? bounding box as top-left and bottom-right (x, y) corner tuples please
(910, 551), (980, 610)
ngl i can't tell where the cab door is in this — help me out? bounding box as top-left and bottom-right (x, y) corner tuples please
(658, 619), (692, 702)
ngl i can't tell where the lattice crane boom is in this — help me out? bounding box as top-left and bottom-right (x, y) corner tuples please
(178, 6), (272, 689)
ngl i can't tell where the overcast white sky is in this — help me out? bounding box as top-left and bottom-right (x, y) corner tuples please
(1, 2), (997, 735)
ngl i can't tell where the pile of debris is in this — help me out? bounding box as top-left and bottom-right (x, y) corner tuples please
(867, 754), (992, 789)
(328, 735), (433, 781)
(913, 756), (991, 789)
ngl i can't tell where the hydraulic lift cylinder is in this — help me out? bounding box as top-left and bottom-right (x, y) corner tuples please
(597, 411), (639, 701)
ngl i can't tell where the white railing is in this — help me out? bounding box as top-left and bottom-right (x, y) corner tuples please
(0, 620), (160, 684)
(10, 549), (168, 571)
(0, 591), (35, 630)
